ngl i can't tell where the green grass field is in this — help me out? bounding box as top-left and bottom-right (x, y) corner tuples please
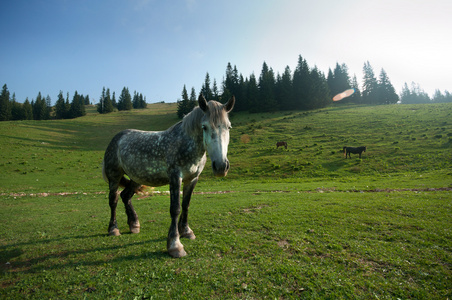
(1, 103), (451, 299)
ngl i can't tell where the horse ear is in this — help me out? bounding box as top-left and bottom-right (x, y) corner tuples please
(198, 94), (208, 112)
(224, 96), (235, 113)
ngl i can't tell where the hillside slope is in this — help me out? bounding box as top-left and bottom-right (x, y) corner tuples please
(0, 103), (451, 193)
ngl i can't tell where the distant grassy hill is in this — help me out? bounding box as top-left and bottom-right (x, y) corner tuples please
(1, 102), (451, 194)
(1, 103), (451, 299)
(225, 103), (452, 189)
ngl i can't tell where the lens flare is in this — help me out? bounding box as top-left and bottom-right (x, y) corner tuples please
(333, 88), (355, 101)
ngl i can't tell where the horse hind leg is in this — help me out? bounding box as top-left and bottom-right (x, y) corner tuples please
(108, 182), (121, 236)
(120, 179), (141, 234)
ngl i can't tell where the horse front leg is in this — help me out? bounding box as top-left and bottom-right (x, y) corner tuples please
(167, 173), (186, 258)
(179, 178), (198, 240)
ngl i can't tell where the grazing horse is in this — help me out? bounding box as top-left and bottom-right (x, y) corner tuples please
(343, 146), (367, 159)
(102, 95), (235, 258)
(276, 141), (288, 149)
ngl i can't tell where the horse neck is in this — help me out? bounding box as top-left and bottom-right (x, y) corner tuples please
(180, 108), (204, 146)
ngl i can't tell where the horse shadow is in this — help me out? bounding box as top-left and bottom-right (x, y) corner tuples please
(321, 155), (365, 172)
(0, 233), (169, 275)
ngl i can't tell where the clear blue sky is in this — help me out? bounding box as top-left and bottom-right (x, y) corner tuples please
(1, 0), (451, 104)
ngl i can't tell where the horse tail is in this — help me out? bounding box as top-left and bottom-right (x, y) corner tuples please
(102, 159), (108, 183)
(119, 176), (147, 194)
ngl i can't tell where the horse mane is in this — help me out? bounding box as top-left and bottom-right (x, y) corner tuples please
(181, 101), (229, 136)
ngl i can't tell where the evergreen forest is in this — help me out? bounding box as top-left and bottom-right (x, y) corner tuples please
(177, 56), (452, 117)
(1, 55), (451, 122)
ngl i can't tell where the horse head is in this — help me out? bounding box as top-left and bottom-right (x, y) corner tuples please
(198, 94), (235, 177)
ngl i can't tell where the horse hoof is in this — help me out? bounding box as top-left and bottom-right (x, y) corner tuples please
(168, 239), (187, 258)
(181, 231), (196, 240)
(168, 247), (187, 258)
(109, 228), (121, 236)
(130, 227), (140, 234)
(129, 221), (140, 234)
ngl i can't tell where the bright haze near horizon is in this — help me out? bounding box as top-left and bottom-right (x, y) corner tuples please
(1, 0), (451, 104)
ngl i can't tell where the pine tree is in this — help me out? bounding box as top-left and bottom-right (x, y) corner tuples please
(432, 90), (452, 103)
(65, 92), (71, 115)
(327, 69), (334, 96)
(277, 66), (293, 110)
(68, 91), (86, 118)
(10, 93), (26, 120)
(111, 91), (117, 109)
(212, 79), (220, 101)
(97, 88), (105, 113)
(247, 73), (259, 112)
(133, 91), (139, 109)
(32, 92), (49, 120)
(377, 69), (399, 104)
(362, 61), (379, 104)
(132, 92), (146, 109)
(140, 93), (146, 108)
(400, 83), (411, 104)
(349, 74), (362, 103)
(309, 66), (331, 109)
(293, 56), (311, 110)
(201, 73), (213, 100)
(55, 91), (68, 119)
(0, 84), (11, 121)
(400, 82), (430, 104)
(117, 87), (132, 111)
(98, 87), (114, 113)
(23, 98), (33, 120)
(258, 62), (277, 112)
(235, 74), (247, 111)
(333, 63), (351, 95)
(79, 94), (86, 116)
(187, 89), (197, 111)
(177, 85), (191, 119)
(223, 63), (240, 101)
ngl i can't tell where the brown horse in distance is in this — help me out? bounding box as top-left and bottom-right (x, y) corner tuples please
(276, 141), (288, 149)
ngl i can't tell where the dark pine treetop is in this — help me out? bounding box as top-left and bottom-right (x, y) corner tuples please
(362, 61), (379, 105)
(258, 62), (277, 112)
(117, 87), (133, 111)
(377, 69), (399, 104)
(0, 84), (11, 121)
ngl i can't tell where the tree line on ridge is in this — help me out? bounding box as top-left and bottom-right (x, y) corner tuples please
(177, 55), (451, 117)
(1, 54), (451, 121)
(0, 85), (146, 121)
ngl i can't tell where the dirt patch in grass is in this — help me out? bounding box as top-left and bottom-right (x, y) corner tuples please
(2, 187), (451, 198)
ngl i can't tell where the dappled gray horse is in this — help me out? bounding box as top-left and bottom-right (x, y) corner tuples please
(102, 95), (235, 257)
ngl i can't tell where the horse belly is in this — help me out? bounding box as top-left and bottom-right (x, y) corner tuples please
(127, 161), (170, 186)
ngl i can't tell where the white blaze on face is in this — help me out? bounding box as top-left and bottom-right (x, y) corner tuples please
(202, 120), (231, 177)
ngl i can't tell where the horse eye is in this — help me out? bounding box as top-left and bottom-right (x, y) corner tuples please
(202, 125), (207, 131)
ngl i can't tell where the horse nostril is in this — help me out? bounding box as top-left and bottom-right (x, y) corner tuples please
(212, 160), (229, 173)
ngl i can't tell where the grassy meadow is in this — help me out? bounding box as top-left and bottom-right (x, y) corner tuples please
(1, 102), (451, 299)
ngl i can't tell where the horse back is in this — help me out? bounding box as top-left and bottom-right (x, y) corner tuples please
(104, 127), (206, 186)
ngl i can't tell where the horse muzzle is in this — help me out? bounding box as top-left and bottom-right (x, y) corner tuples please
(212, 160), (230, 177)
